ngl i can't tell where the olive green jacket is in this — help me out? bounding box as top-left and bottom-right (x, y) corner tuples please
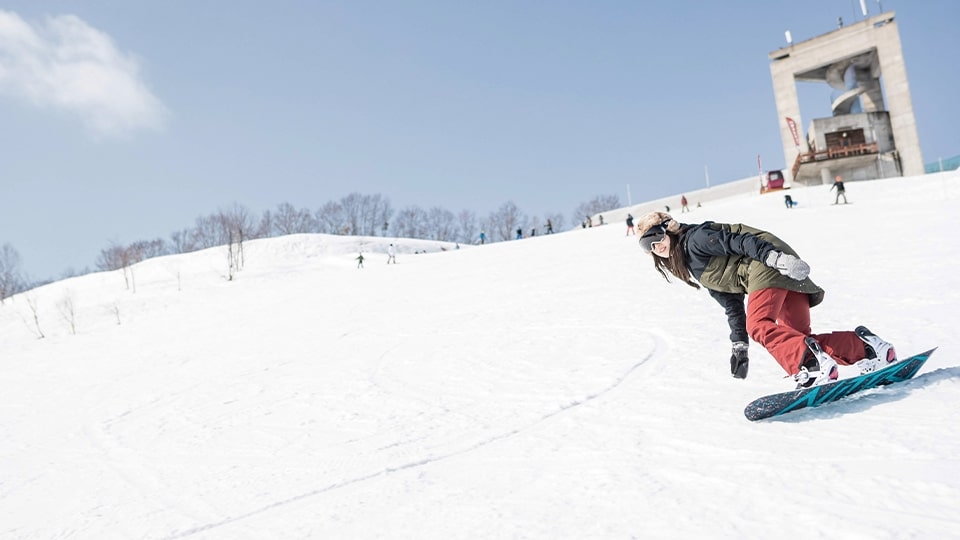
(684, 222), (824, 304)
(680, 222), (825, 343)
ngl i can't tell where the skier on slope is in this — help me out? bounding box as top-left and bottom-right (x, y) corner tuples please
(636, 211), (897, 388)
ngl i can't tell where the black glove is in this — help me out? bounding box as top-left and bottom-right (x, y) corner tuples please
(764, 251), (810, 281)
(730, 341), (749, 379)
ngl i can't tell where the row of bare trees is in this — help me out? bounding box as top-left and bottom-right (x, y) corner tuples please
(0, 243), (25, 303)
(1, 192), (622, 298)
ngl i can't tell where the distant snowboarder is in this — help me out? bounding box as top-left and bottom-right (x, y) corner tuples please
(831, 176), (848, 204)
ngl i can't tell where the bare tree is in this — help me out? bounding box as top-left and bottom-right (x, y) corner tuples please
(488, 201), (525, 241)
(57, 291), (77, 335)
(315, 201), (345, 234)
(366, 194), (393, 236)
(95, 243), (126, 271)
(219, 203), (259, 242)
(273, 202), (316, 236)
(250, 209), (272, 239)
(170, 228), (197, 254)
(191, 214), (226, 249)
(257, 209), (274, 238)
(93, 238), (164, 293)
(95, 242), (139, 291)
(59, 267), (91, 280)
(393, 205), (429, 239)
(130, 238), (169, 260)
(340, 193), (365, 236)
(181, 203), (260, 277)
(426, 207), (456, 241)
(217, 204), (257, 278)
(455, 209), (480, 245)
(326, 193), (395, 237)
(0, 243), (25, 303)
(573, 194), (622, 226)
(24, 294), (44, 339)
(226, 230), (241, 281)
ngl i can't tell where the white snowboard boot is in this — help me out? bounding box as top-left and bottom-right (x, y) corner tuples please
(795, 337), (840, 389)
(853, 326), (897, 374)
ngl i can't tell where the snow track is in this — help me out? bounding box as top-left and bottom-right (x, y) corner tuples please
(162, 327), (661, 538)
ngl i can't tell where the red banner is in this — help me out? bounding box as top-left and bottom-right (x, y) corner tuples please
(786, 117), (800, 146)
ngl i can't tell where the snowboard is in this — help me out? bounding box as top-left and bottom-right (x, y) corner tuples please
(744, 348), (936, 421)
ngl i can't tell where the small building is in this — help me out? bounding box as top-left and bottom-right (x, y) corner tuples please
(768, 12), (922, 186)
(761, 170), (786, 193)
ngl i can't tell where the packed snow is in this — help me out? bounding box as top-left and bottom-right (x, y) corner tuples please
(2, 172), (959, 539)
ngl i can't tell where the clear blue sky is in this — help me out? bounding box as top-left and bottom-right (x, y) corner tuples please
(2, 1), (957, 281)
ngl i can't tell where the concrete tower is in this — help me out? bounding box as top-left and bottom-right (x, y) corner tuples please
(769, 12), (923, 185)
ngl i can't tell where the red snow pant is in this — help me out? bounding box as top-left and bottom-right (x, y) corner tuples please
(746, 288), (866, 375)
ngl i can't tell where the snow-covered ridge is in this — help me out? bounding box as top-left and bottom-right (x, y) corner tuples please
(1, 172), (959, 539)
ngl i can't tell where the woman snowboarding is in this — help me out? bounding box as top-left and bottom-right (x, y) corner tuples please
(636, 211), (896, 387)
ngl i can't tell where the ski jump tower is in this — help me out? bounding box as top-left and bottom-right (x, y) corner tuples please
(768, 12), (923, 185)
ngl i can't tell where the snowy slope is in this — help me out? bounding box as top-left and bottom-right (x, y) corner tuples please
(2, 172), (959, 540)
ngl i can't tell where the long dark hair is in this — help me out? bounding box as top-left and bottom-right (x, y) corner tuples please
(651, 228), (700, 290)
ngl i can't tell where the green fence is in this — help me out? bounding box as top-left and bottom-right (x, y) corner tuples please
(925, 155), (960, 173)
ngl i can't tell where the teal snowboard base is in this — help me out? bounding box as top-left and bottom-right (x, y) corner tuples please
(744, 349), (936, 421)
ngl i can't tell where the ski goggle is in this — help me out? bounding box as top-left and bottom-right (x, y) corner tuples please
(639, 225), (667, 254)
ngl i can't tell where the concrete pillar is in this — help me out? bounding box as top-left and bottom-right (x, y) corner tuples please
(768, 12), (923, 180)
(821, 169), (833, 185)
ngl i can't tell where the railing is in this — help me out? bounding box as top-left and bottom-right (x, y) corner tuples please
(791, 142), (879, 180)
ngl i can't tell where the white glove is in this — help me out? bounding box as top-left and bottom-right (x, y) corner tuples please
(765, 251), (810, 281)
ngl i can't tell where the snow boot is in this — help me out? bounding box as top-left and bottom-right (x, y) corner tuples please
(854, 326), (897, 374)
(794, 337), (840, 389)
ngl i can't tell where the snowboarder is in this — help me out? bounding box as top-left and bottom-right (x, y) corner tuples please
(355, 253), (364, 269)
(479, 230), (486, 245)
(636, 211), (896, 388)
(546, 219), (554, 234)
(831, 176), (848, 204)
(784, 194), (797, 208)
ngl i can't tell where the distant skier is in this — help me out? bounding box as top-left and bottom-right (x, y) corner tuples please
(387, 244), (397, 264)
(625, 213), (635, 235)
(355, 253), (364, 269)
(635, 211), (897, 388)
